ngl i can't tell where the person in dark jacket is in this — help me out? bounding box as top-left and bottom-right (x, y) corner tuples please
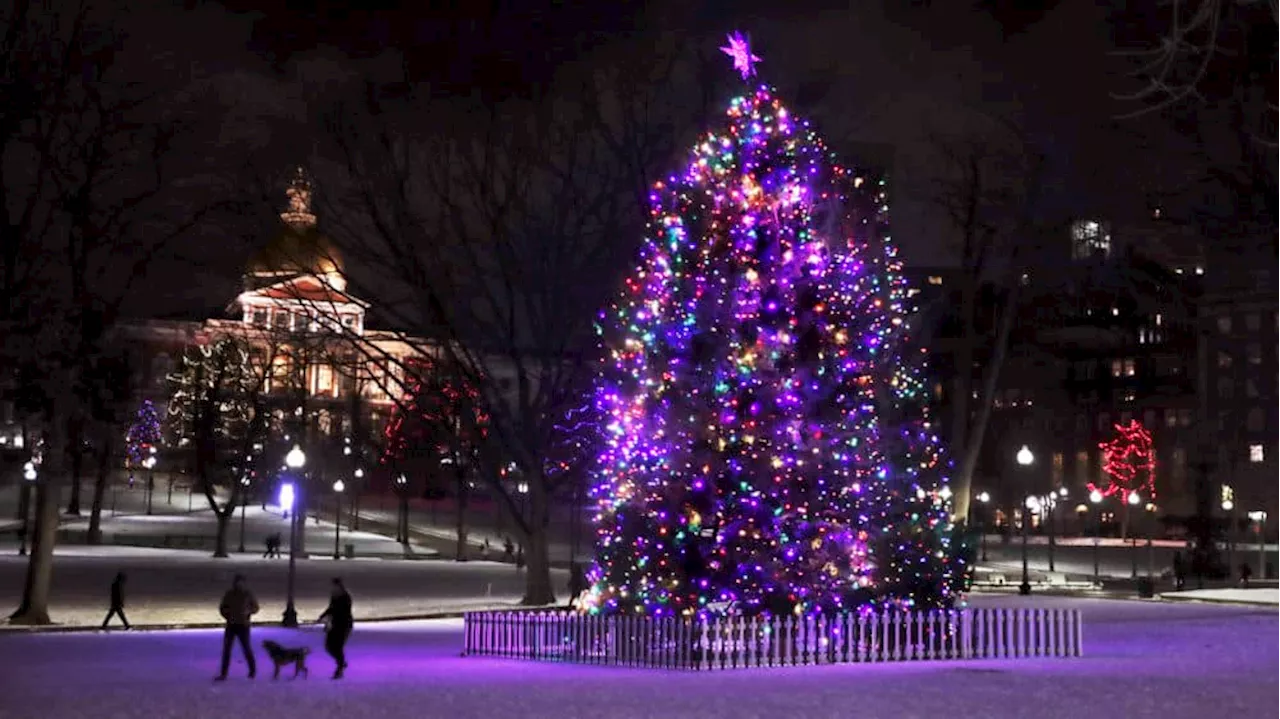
(317, 577), (353, 679)
(1172, 551), (1186, 591)
(101, 572), (131, 629)
(215, 574), (259, 681)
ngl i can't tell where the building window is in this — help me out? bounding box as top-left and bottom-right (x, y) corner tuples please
(1217, 378), (1234, 399)
(1097, 412), (1111, 432)
(316, 365), (334, 396)
(1111, 360), (1123, 378)
(1051, 452), (1064, 487)
(1123, 358), (1136, 377)
(1120, 411), (1132, 424)
(1217, 352), (1233, 369)
(1075, 450), (1089, 485)
(1070, 219), (1111, 259)
(1247, 408), (1264, 432)
(927, 275), (943, 285)
(1165, 409), (1177, 428)
(251, 309), (268, 327)
(1075, 415), (1087, 433)
(1249, 444), (1265, 463)
(273, 311), (290, 330)
(1246, 379), (1259, 398)
(1217, 315), (1232, 333)
(1177, 409), (1192, 427)
(1246, 313), (1260, 331)
(1144, 409), (1155, 427)
(1172, 447), (1187, 482)
(1247, 343), (1262, 365)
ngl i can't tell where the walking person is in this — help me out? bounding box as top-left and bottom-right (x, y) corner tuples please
(101, 572), (131, 630)
(1171, 551), (1186, 591)
(502, 537), (515, 562)
(262, 534), (275, 559)
(515, 546), (526, 572)
(317, 578), (353, 679)
(214, 574), (259, 681)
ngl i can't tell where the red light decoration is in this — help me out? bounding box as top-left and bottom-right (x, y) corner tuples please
(1092, 420), (1157, 499)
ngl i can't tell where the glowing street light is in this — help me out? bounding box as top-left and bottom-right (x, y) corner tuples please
(976, 491), (991, 561)
(1016, 445), (1035, 467)
(18, 462), (37, 556)
(285, 445), (306, 470)
(282, 444), (306, 628)
(332, 479), (346, 559)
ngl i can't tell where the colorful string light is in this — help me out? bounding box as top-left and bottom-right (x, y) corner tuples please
(583, 52), (960, 619)
(125, 399), (163, 467)
(1093, 420), (1157, 500)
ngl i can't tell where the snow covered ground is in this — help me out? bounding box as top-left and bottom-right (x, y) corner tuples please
(0, 597), (1273, 719)
(0, 545), (564, 627)
(1162, 587), (1280, 606)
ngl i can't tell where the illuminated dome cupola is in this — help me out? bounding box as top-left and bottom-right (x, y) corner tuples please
(246, 167), (346, 292)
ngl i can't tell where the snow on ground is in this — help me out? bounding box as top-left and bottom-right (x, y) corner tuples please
(1162, 587), (1280, 606)
(0, 547), (564, 628)
(0, 598), (1273, 719)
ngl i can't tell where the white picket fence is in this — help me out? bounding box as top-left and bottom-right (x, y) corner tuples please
(462, 606), (1083, 670)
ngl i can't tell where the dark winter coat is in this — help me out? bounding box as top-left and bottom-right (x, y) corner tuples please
(110, 578), (125, 609)
(319, 591), (354, 630)
(219, 587), (260, 625)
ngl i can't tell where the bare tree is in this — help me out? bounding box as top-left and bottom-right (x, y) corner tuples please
(922, 117), (1044, 523)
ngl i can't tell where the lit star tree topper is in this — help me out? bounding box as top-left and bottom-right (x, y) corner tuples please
(720, 31), (761, 79)
(583, 39), (960, 619)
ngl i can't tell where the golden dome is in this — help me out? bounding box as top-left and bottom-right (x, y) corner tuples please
(246, 224), (343, 278)
(246, 167), (344, 281)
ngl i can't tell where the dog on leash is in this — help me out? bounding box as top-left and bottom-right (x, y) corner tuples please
(262, 640), (310, 680)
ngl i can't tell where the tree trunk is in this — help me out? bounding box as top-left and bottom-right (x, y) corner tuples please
(213, 510), (231, 558)
(398, 494), (409, 546)
(953, 281), (1021, 514)
(454, 469), (469, 561)
(520, 480), (555, 606)
(65, 418), (85, 516)
(86, 445), (112, 545)
(10, 400), (70, 625)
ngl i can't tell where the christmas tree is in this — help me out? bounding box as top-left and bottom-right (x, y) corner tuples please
(125, 399), (163, 468)
(583, 33), (959, 618)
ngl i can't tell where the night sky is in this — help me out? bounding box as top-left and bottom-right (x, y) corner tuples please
(128, 0), (1221, 318)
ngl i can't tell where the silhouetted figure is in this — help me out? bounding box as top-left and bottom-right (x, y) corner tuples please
(515, 546), (526, 571)
(1240, 562), (1253, 588)
(262, 534), (276, 559)
(102, 572), (131, 629)
(318, 577), (353, 679)
(502, 537), (515, 562)
(567, 562), (587, 609)
(1172, 551), (1186, 591)
(215, 574), (259, 681)
(480, 539), (491, 561)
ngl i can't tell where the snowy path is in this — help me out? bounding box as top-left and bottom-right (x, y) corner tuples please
(0, 597), (1274, 719)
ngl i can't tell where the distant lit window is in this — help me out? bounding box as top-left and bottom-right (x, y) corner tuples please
(1218, 352), (1233, 369)
(1247, 343), (1262, 365)
(1155, 314), (1163, 327)
(1071, 219), (1112, 259)
(1124, 358), (1136, 377)
(1165, 409), (1177, 428)
(1178, 409), (1192, 427)
(1217, 315), (1232, 333)
(1111, 360), (1123, 378)
(927, 275), (943, 285)
(1194, 266), (1204, 276)
(1249, 444), (1265, 463)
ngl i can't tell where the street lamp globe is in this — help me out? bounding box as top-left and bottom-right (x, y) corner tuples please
(354, 468), (364, 479)
(1058, 487), (1069, 498)
(1090, 489), (1103, 504)
(1127, 490), (1141, 506)
(1025, 495), (1041, 512)
(22, 463), (37, 482)
(977, 491), (990, 504)
(1016, 445), (1035, 467)
(142, 456), (156, 470)
(1222, 498), (1235, 511)
(285, 445), (306, 470)
(333, 479), (345, 493)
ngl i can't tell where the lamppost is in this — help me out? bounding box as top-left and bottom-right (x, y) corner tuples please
(1248, 510), (1268, 579)
(977, 491), (991, 562)
(394, 474), (407, 543)
(1046, 488), (1067, 572)
(1127, 490), (1141, 578)
(238, 476), (250, 553)
(351, 468), (364, 531)
(1089, 489), (1104, 584)
(19, 461), (37, 556)
(1021, 494), (1039, 596)
(282, 444), (306, 628)
(143, 452), (157, 515)
(1145, 502), (1157, 579)
(333, 479), (345, 560)
(1221, 488), (1236, 577)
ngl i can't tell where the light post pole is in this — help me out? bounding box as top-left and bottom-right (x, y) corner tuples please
(1128, 490), (1141, 578)
(282, 445), (306, 628)
(1145, 502), (1157, 579)
(1090, 490), (1103, 584)
(394, 474), (407, 544)
(1221, 489), (1236, 577)
(19, 462), (37, 556)
(143, 453), (157, 515)
(351, 468), (363, 531)
(333, 479), (345, 560)
(977, 491), (990, 562)
(1021, 494), (1039, 596)
(1248, 510), (1268, 579)
(238, 476), (250, 553)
